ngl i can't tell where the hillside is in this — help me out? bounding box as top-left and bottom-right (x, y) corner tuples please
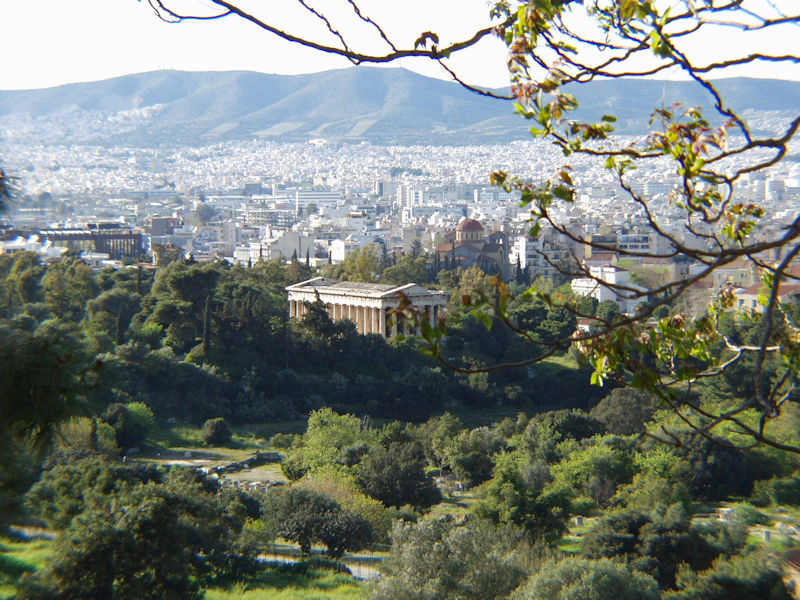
(1, 68), (798, 145)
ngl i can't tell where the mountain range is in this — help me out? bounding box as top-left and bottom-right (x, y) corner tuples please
(1, 68), (798, 145)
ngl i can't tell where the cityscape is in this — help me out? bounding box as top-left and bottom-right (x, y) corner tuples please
(3, 1), (800, 599)
(4, 113), (799, 316)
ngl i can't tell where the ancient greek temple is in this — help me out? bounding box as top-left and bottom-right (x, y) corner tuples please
(286, 277), (448, 337)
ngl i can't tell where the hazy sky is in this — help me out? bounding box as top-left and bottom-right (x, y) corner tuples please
(2, 0), (797, 90)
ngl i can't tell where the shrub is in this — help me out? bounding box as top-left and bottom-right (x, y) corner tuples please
(295, 468), (397, 543)
(357, 441), (441, 509)
(125, 402), (156, 438)
(666, 551), (792, 600)
(280, 453), (309, 481)
(751, 473), (800, 507)
(262, 488), (373, 557)
(269, 432), (297, 449)
(591, 388), (658, 435)
(580, 505), (744, 590)
(20, 471), (253, 600)
(25, 457), (163, 530)
(54, 417), (119, 459)
(102, 403), (147, 450)
(202, 417), (232, 446)
(730, 503), (770, 526)
(374, 518), (528, 600)
(512, 557), (660, 600)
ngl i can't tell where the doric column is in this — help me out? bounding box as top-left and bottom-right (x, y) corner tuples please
(289, 299), (296, 318)
(378, 306), (386, 337)
(371, 307), (378, 334)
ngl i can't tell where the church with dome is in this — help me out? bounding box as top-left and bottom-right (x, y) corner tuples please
(436, 218), (508, 276)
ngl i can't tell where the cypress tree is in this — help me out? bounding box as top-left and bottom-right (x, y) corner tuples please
(202, 295), (211, 354)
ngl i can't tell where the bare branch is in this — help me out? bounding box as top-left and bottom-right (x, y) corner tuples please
(152, 0), (515, 64)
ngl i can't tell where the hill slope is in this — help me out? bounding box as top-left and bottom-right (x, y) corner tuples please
(1, 68), (797, 145)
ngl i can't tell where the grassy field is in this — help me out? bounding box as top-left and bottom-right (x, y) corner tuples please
(136, 423), (287, 481)
(0, 536), (53, 599)
(426, 491), (479, 521)
(204, 563), (365, 600)
(148, 424), (272, 452)
(541, 353), (580, 369)
(555, 517), (596, 554)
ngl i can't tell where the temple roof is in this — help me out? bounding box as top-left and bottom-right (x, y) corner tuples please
(286, 277), (446, 299)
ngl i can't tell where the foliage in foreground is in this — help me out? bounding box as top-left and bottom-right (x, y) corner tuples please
(19, 468), (257, 600)
(373, 517), (530, 600)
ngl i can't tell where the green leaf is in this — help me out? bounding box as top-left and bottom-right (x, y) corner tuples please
(476, 311), (493, 331)
(552, 185), (573, 202)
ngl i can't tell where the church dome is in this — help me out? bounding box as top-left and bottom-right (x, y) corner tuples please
(456, 218), (484, 232)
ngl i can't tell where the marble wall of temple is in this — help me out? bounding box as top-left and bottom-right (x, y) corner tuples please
(286, 277), (448, 338)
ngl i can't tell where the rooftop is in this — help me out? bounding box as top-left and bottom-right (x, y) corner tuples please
(286, 277), (446, 299)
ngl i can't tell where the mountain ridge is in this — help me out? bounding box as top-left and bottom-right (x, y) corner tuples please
(1, 68), (798, 145)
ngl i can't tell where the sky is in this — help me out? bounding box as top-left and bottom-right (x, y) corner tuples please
(2, 0), (798, 91)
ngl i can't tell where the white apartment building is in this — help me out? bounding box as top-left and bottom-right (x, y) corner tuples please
(571, 265), (647, 314)
(295, 190), (342, 216)
(509, 229), (581, 275)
